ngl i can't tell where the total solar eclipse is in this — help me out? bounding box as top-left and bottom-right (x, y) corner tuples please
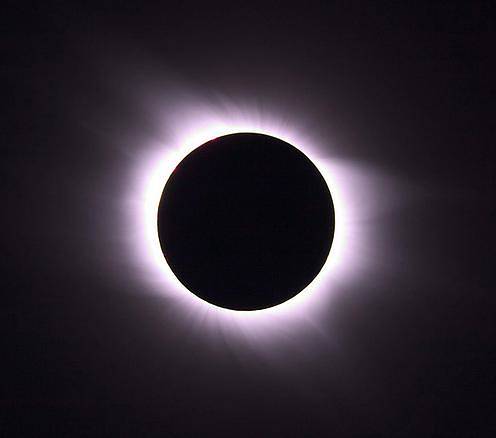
(157, 133), (334, 311)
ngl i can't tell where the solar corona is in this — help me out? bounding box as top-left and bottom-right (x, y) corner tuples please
(130, 110), (363, 336)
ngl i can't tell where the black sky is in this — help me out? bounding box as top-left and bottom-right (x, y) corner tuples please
(3, 2), (495, 436)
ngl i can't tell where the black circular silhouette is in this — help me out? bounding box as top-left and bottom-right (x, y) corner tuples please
(158, 133), (334, 310)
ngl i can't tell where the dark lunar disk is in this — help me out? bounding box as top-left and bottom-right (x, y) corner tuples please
(158, 133), (334, 310)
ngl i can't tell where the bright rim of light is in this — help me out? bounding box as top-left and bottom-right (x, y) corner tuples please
(127, 109), (366, 339)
